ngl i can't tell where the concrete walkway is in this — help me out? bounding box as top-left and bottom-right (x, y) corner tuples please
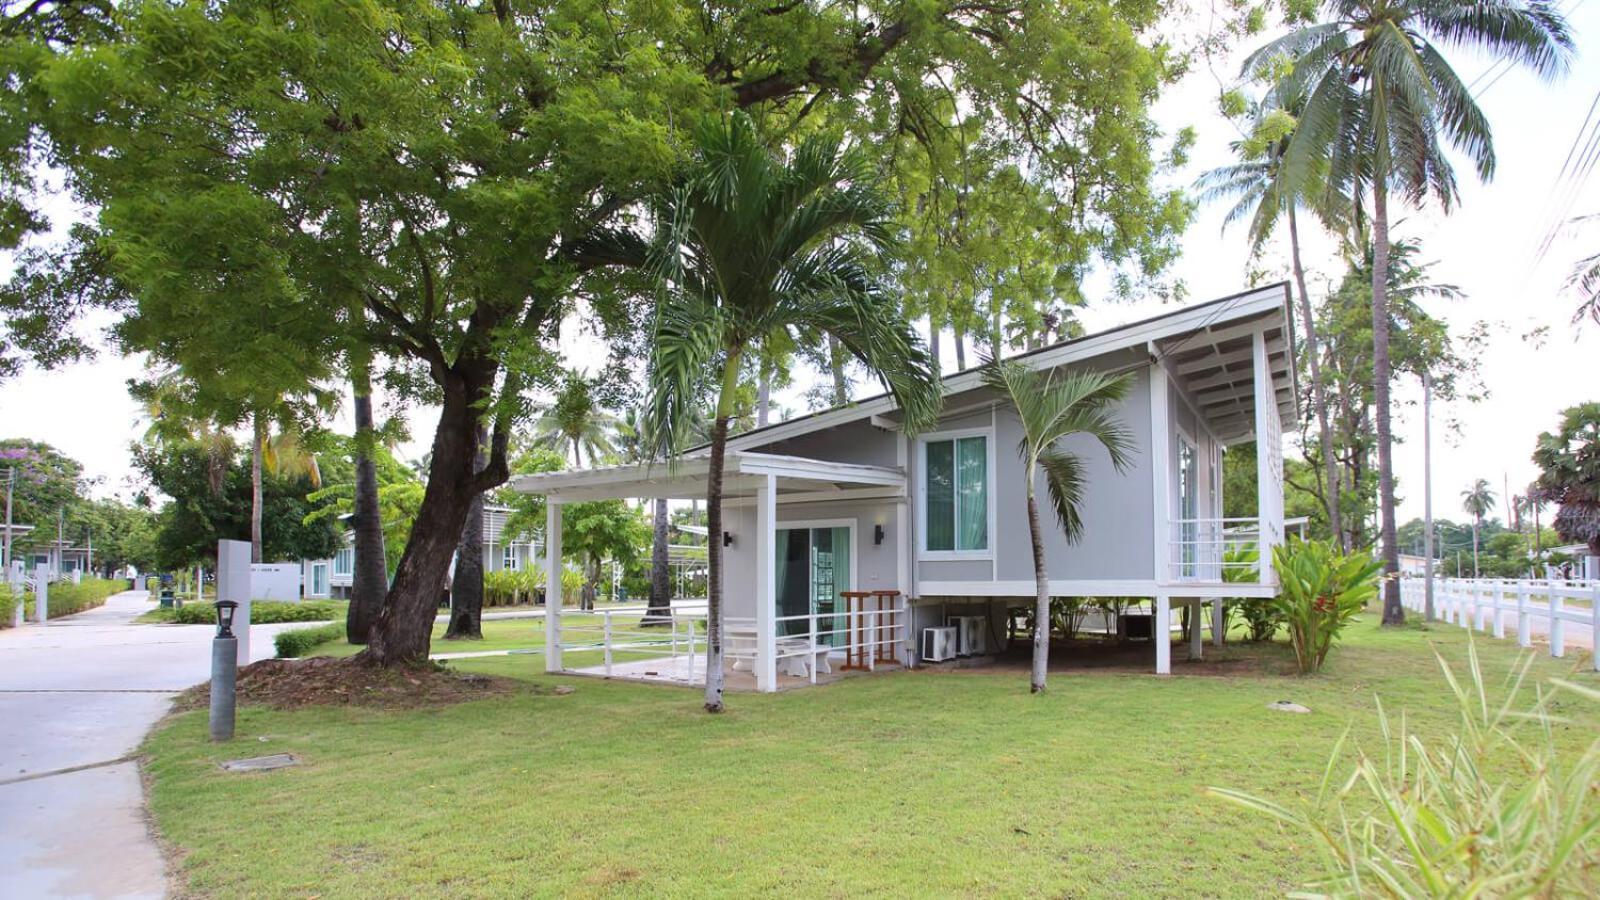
(0, 592), (307, 899)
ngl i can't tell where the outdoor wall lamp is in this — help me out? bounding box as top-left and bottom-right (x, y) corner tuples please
(723, 531), (734, 547)
(874, 524), (885, 546)
(213, 599), (238, 639)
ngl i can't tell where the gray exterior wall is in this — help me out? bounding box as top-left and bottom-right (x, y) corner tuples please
(721, 497), (901, 620)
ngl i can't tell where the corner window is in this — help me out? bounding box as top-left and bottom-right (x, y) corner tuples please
(923, 434), (989, 553)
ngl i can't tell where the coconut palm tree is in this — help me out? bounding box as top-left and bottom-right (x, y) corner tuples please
(630, 113), (940, 713)
(1196, 96), (1347, 548)
(983, 357), (1133, 693)
(1461, 478), (1495, 578)
(529, 374), (618, 468)
(1245, 0), (1572, 624)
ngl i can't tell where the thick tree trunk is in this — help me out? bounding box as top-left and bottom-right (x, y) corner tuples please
(347, 357), (388, 644)
(1289, 208), (1344, 549)
(362, 375), (488, 666)
(1372, 184), (1404, 625)
(702, 352), (740, 713)
(250, 411), (265, 564)
(1026, 490), (1050, 693)
(644, 497), (671, 624)
(828, 335), (848, 404)
(446, 425), (486, 640)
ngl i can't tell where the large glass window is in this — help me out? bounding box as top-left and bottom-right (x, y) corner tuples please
(924, 435), (988, 553)
(333, 548), (353, 577)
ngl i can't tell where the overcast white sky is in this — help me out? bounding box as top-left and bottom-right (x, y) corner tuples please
(2, 6), (1598, 530)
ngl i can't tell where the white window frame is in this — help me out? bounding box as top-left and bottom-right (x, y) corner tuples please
(502, 543), (518, 571)
(916, 426), (997, 561)
(311, 562), (329, 596)
(333, 547), (353, 577)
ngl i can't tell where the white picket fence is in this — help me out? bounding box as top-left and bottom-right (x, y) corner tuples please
(1399, 577), (1600, 671)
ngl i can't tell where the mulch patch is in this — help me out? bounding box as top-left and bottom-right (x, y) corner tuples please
(173, 656), (527, 711)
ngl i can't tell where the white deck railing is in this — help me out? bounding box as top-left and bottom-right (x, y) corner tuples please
(556, 605), (707, 678)
(1167, 518), (1262, 583)
(1400, 577), (1600, 671)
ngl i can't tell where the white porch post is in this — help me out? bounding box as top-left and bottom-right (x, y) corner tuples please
(544, 501), (563, 674)
(1211, 598), (1225, 647)
(1187, 599), (1203, 661)
(755, 474), (778, 692)
(1148, 363), (1171, 585)
(1251, 331), (1279, 570)
(1154, 594), (1171, 675)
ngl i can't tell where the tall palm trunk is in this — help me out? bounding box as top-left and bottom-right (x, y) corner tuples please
(644, 497), (671, 624)
(927, 319), (942, 378)
(1471, 516), (1481, 578)
(445, 425), (486, 639)
(1026, 487), (1051, 693)
(828, 335), (848, 404)
(702, 349), (741, 713)
(953, 322), (967, 372)
(1289, 207), (1344, 549)
(250, 411), (265, 564)
(1372, 181), (1404, 625)
(348, 351), (387, 644)
(756, 363), (771, 427)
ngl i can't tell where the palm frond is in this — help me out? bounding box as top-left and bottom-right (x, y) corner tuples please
(1038, 448), (1089, 542)
(1419, 0), (1574, 80)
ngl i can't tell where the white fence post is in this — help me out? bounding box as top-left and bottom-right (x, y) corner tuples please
(1473, 582), (1487, 632)
(1591, 582), (1599, 673)
(1548, 578), (1564, 659)
(1484, 576), (1497, 634)
(1516, 584), (1531, 648)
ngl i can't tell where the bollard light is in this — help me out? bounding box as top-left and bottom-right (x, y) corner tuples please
(214, 599), (238, 638)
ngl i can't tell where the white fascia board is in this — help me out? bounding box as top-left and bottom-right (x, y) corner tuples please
(726, 284), (1291, 453)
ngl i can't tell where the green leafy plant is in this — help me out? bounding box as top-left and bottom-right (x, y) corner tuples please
(154, 599), (344, 626)
(1211, 642), (1600, 896)
(274, 622), (345, 658)
(1271, 539), (1380, 673)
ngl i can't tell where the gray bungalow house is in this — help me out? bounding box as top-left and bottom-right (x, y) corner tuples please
(512, 284), (1296, 690)
(302, 503), (540, 600)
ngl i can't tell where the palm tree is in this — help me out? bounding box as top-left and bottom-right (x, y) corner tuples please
(1461, 478), (1495, 578)
(632, 113), (940, 713)
(1246, 0), (1572, 624)
(529, 374), (617, 468)
(1196, 97), (1347, 548)
(346, 344), (387, 645)
(983, 358), (1133, 693)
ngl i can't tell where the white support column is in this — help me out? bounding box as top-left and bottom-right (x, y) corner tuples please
(1491, 582), (1506, 639)
(544, 501), (563, 674)
(1154, 595), (1171, 675)
(1148, 363), (1171, 585)
(754, 474), (778, 693)
(1251, 331), (1280, 570)
(1188, 599), (1203, 661)
(1211, 598), (1225, 647)
(32, 575), (47, 624)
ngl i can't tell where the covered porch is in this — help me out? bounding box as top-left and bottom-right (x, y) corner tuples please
(510, 451), (912, 692)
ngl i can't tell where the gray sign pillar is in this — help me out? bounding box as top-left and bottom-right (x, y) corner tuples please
(216, 539), (252, 665)
(33, 574), (47, 624)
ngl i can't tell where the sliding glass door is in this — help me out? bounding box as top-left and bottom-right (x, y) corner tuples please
(775, 525), (852, 647)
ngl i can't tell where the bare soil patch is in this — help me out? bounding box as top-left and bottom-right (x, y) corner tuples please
(173, 656), (524, 711)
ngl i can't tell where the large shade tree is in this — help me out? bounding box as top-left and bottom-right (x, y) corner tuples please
(629, 114), (940, 713)
(4, 0), (1195, 665)
(1531, 402), (1600, 565)
(982, 358), (1132, 693)
(1246, 0), (1573, 624)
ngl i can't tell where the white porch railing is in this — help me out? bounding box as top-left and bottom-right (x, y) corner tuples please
(1167, 518), (1262, 582)
(556, 605), (707, 679)
(1399, 577), (1600, 672)
(727, 596), (908, 685)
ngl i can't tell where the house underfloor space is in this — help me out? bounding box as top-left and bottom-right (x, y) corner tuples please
(563, 655), (904, 691)
(924, 636), (1294, 676)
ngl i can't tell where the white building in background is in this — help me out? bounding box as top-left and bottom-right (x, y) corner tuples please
(300, 503), (541, 599)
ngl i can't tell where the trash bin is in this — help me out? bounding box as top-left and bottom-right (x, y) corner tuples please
(159, 588), (175, 609)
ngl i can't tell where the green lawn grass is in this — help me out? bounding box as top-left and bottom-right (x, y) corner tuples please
(142, 619), (1599, 898)
(306, 612), (643, 658)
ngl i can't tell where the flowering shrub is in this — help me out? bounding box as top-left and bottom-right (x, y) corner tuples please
(1271, 539), (1380, 673)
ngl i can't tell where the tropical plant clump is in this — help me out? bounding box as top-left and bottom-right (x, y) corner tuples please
(1271, 539), (1381, 673)
(1212, 644), (1599, 896)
